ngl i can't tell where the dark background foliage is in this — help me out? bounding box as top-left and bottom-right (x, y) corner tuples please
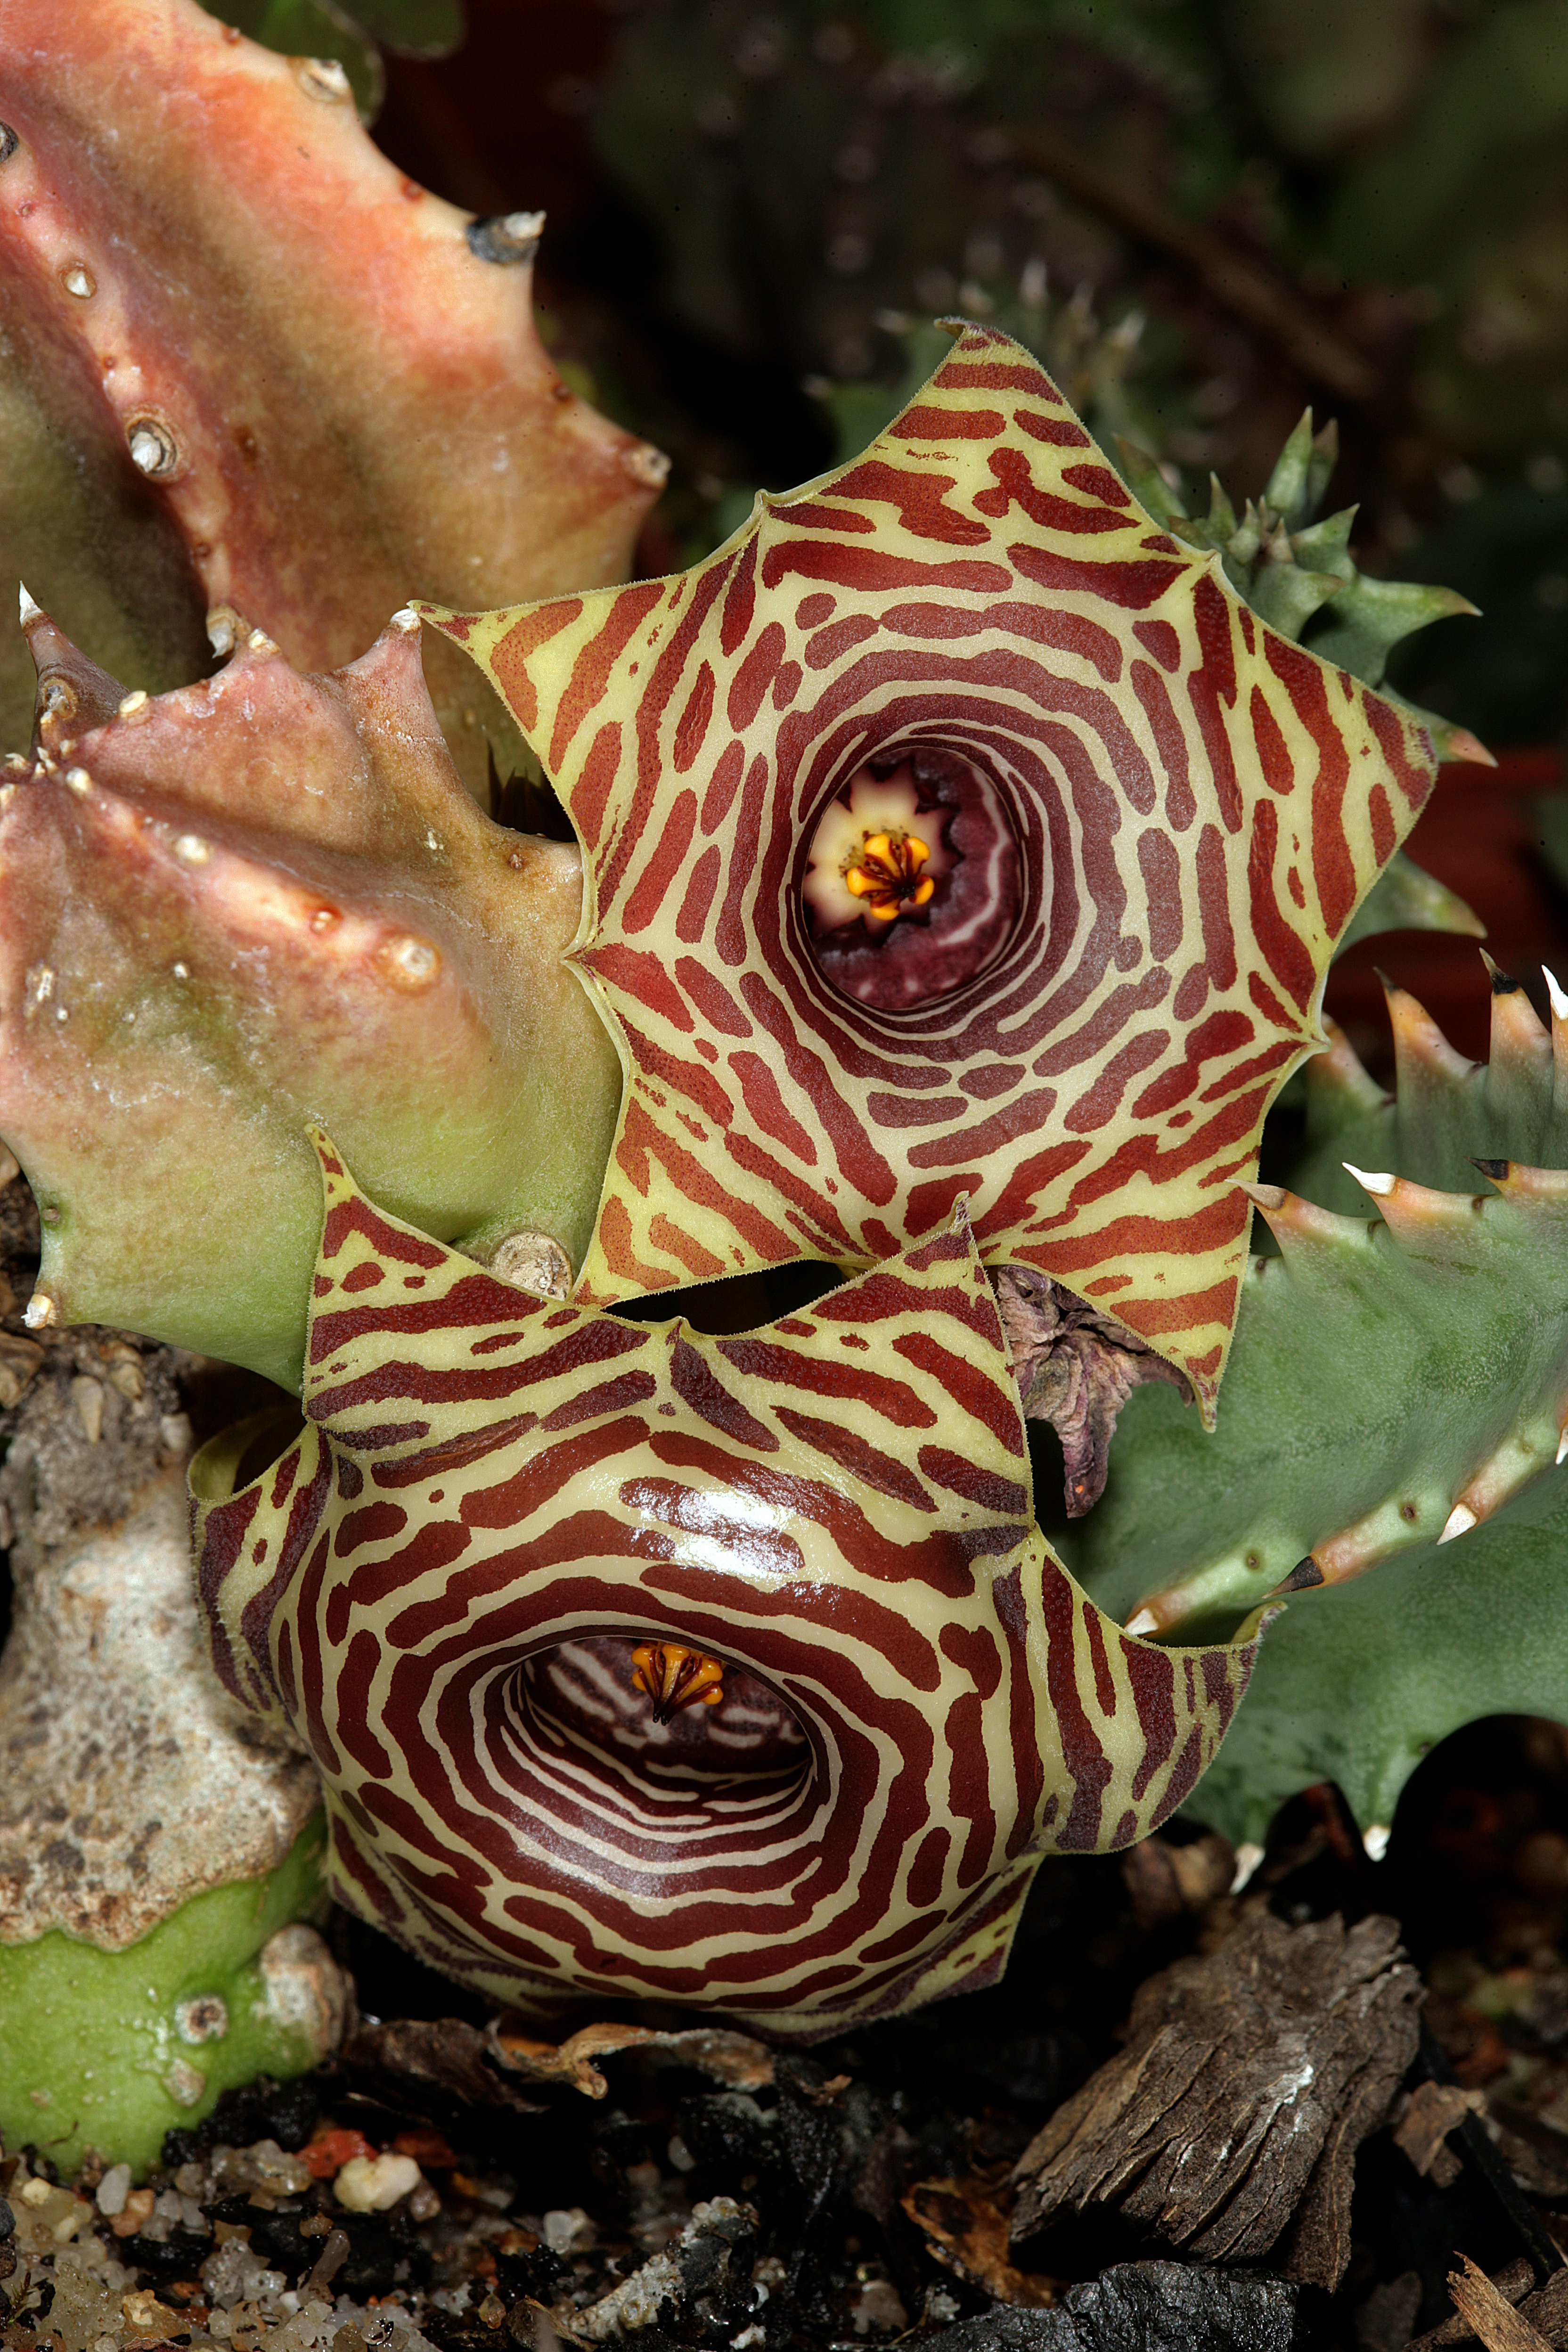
(318, 0), (1568, 755)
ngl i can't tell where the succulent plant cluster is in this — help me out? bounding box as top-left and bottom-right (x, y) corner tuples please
(1, 0), (1566, 2178)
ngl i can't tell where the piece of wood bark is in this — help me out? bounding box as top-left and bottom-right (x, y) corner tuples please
(1409, 2266), (1568, 2352)
(1392, 2080), (1486, 2189)
(902, 2177), (1061, 2308)
(1447, 2255), (1553, 2352)
(1009, 1906), (1422, 2289)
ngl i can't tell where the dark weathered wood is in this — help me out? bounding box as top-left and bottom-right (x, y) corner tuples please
(1009, 1907), (1422, 2289)
(1446, 2255), (1553, 2352)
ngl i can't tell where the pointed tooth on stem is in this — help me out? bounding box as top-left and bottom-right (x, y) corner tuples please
(1438, 1502), (1478, 1544)
(206, 606), (247, 659)
(1483, 951), (1552, 1076)
(1383, 976), (1475, 1089)
(1451, 1426), (1557, 1529)
(17, 581), (42, 629)
(22, 603), (128, 748)
(1470, 1159), (1568, 1204)
(1242, 1180), (1374, 1256)
(1371, 1172), (1488, 1245)
(1343, 1161), (1395, 1198)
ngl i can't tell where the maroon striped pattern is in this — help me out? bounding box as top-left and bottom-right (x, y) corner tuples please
(192, 1135), (1263, 2032)
(426, 326), (1437, 1417)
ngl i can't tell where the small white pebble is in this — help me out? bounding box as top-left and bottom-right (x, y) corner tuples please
(543, 2206), (595, 2254)
(97, 2163), (132, 2217)
(334, 2154), (421, 2213)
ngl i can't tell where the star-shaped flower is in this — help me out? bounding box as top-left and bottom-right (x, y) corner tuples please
(426, 324), (1437, 1414)
(191, 1133), (1262, 2030)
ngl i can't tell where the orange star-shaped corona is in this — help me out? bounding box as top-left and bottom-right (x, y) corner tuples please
(425, 325), (1437, 1415)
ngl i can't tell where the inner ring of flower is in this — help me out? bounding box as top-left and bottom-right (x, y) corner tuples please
(801, 750), (1022, 1011)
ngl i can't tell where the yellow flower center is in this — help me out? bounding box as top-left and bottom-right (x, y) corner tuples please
(842, 830), (935, 922)
(630, 1640), (726, 1722)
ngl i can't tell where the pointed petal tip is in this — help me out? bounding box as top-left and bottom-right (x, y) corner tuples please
(1443, 726), (1497, 768)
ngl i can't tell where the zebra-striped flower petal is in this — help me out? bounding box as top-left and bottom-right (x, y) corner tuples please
(425, 325), (1438, 1418)
(190, 1134), (1264, 2033)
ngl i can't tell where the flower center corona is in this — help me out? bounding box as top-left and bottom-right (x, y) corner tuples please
(844, 829), (934, 920)
(630, 1640), (726, 1723)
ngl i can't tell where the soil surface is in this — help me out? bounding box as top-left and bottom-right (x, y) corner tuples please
(8, 1717), (1568, 2352)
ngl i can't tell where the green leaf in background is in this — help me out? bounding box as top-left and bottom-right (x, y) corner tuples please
(204, 0), (383, 117)
(336, 0), (461, 57)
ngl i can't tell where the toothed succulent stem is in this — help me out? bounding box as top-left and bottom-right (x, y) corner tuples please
(0, 603), (621, 1386)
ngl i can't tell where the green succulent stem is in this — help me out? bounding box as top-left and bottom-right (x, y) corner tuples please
(0, 1816), (334, 2179)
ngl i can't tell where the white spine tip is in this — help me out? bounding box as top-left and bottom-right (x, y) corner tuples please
(64, 767), (91, 795)
(389, 606), (421, 633)
(1230, 1841), (1266, 1894)
(1124, 1606), (1159, 1638)
(23, 1292), (57, 1330)
(1438, 1501), (1478, 1544)
(1362, 1823), (1392, 1863)
(116, 688), (149, 719)
(16, 582), (41, 627)
(1343, 1162), (1396, 1197)
(245, 628), (279, 658)
(1557, 1424), (1568, 1468)
(1545, 965), (1568, 1024)
(172, 833), (211, 866)
(296, 55), (352, 101)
